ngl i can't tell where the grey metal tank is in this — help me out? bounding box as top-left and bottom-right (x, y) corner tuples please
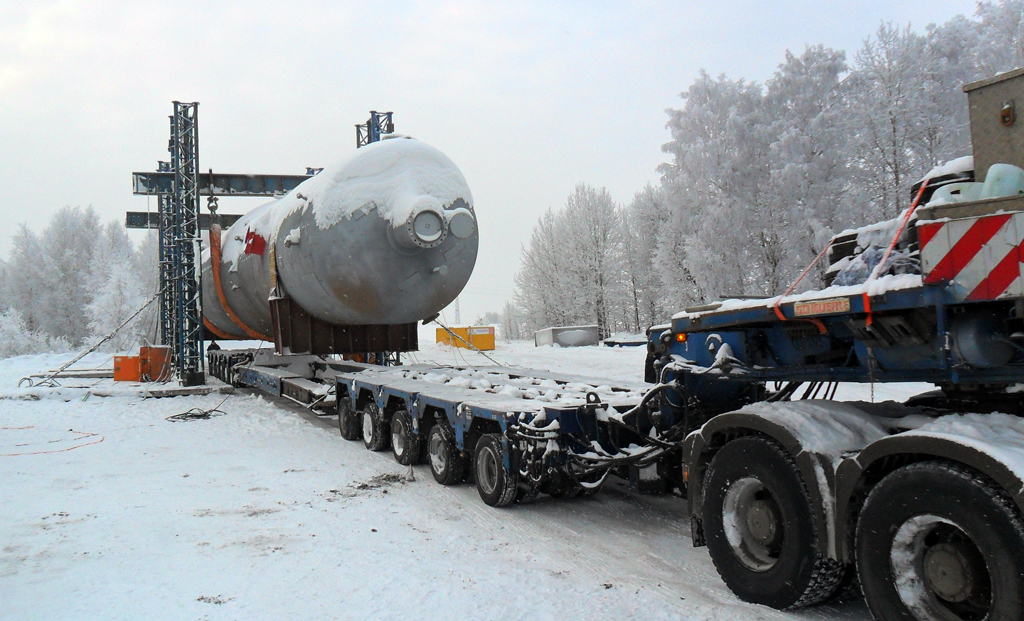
(201, 136), (478, 339)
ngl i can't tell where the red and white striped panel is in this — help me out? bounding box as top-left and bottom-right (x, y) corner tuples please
(918, 212), (1024, 301)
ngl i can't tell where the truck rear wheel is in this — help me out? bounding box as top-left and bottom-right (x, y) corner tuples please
(337, 398), (361, 441)
(702, 436), (845, 609)
(390, 409), (420, 465)
(427, 424), (464, 485)
(474, 433), (518, 507)
(857, 461), (1024, 621)
(360, 402), (389, 451)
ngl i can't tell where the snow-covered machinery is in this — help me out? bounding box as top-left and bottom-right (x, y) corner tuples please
(208, 68), (1024, 621)
(202, 136), (478, 355)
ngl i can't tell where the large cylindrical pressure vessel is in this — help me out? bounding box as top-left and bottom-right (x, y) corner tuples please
(201, 137), (478, 339)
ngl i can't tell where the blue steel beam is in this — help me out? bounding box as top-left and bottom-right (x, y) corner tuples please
(133, 172), (312, 196)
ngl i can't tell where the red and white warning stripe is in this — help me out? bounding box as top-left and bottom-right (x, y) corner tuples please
(918, 212), (1024, 301)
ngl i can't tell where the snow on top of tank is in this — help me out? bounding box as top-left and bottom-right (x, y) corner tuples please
(287, 138), (473, 230)
(919, 155), (974, 183)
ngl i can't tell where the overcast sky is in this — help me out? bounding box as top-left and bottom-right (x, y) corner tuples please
(0, 0), (979, 321)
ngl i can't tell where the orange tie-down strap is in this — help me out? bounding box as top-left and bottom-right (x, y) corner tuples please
(209, 224), (272, 341)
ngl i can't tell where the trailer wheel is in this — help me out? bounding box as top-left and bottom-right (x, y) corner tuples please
(702, 436), (845, 609)
(360, 402), (389, 451)
(474, 433), (518, 507)
(427, 424), (464, 485)
(337, 398), (361, 441)
(857, 461), (1024, 621)
(390, 409), (420, 465)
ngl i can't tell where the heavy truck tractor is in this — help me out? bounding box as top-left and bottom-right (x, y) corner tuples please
(645, 66), (1024, 619)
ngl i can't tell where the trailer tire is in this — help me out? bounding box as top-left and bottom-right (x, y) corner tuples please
(390, 409), (420, 465)
(427, 424), (464, 485)
(337, 398), (361, 441)
(474, 433), (518, 507)
(360, 402), (389, 451)
(702, 436), (845, 609)
(857, 461), (1024, 621)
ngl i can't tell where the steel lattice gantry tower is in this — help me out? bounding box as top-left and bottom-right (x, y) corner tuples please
(169, 102), (206, 386)
(129, 106), (314, 387)
(355, 111), (394, 148)
(157, 190), (175, 350)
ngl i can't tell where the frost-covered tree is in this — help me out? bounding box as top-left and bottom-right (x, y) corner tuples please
(473, 311), (501, 326)
(514, 184), (626, 337)
(7, 224), (48, 332)
(82, 221), (159, 348)
(763, 46), (851, 287)
(658, 71), (772, 299)
(1, 206), (158, 355)
(514, 208), (574, 330)
(975, 0), (1024, 75)
(85, 258), (148, 351)
(0, 308), (70, 358)
(621, 185), (669, 329)
(844, 24), (942, 219)
(509, 3), (1024, 332)
(38, 206), (102, 344)
(561, 184), (623, 338)
(499, 300), (526, 341)
(89, 220), (134, 289)
(0, 258), (10, 313)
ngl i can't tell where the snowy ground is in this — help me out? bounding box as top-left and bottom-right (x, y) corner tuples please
(0, 342), (931, 620)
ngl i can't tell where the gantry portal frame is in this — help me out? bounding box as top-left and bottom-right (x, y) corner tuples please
(130, 107), (392, 385)
(129, 102), (313, 386)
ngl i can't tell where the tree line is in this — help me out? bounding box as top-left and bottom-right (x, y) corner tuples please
(0, 206), (158, 358)
(507, 2), (1024, 339)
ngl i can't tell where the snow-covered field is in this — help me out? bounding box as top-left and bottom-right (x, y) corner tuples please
(0, 342), (930, 620)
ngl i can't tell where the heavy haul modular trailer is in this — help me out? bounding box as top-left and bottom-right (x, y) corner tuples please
(207, 350), (659, 503)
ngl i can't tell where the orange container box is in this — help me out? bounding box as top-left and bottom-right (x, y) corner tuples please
(113, 356), (142, 382)
(140, 346), (171, 381)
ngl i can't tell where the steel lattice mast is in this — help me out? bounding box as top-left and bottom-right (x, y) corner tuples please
(156, 161), (176, 350)
(168, 102), (205, 386)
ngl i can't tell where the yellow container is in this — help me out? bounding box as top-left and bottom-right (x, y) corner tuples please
(436, 326), (496, 351)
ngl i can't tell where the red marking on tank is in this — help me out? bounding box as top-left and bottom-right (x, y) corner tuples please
(244, 230), (267, 256)
(966, 239), (1024, 301)
(924, 214), (1011, 283)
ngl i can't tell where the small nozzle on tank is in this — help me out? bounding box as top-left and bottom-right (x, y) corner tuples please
(397, 206), (447, 249)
